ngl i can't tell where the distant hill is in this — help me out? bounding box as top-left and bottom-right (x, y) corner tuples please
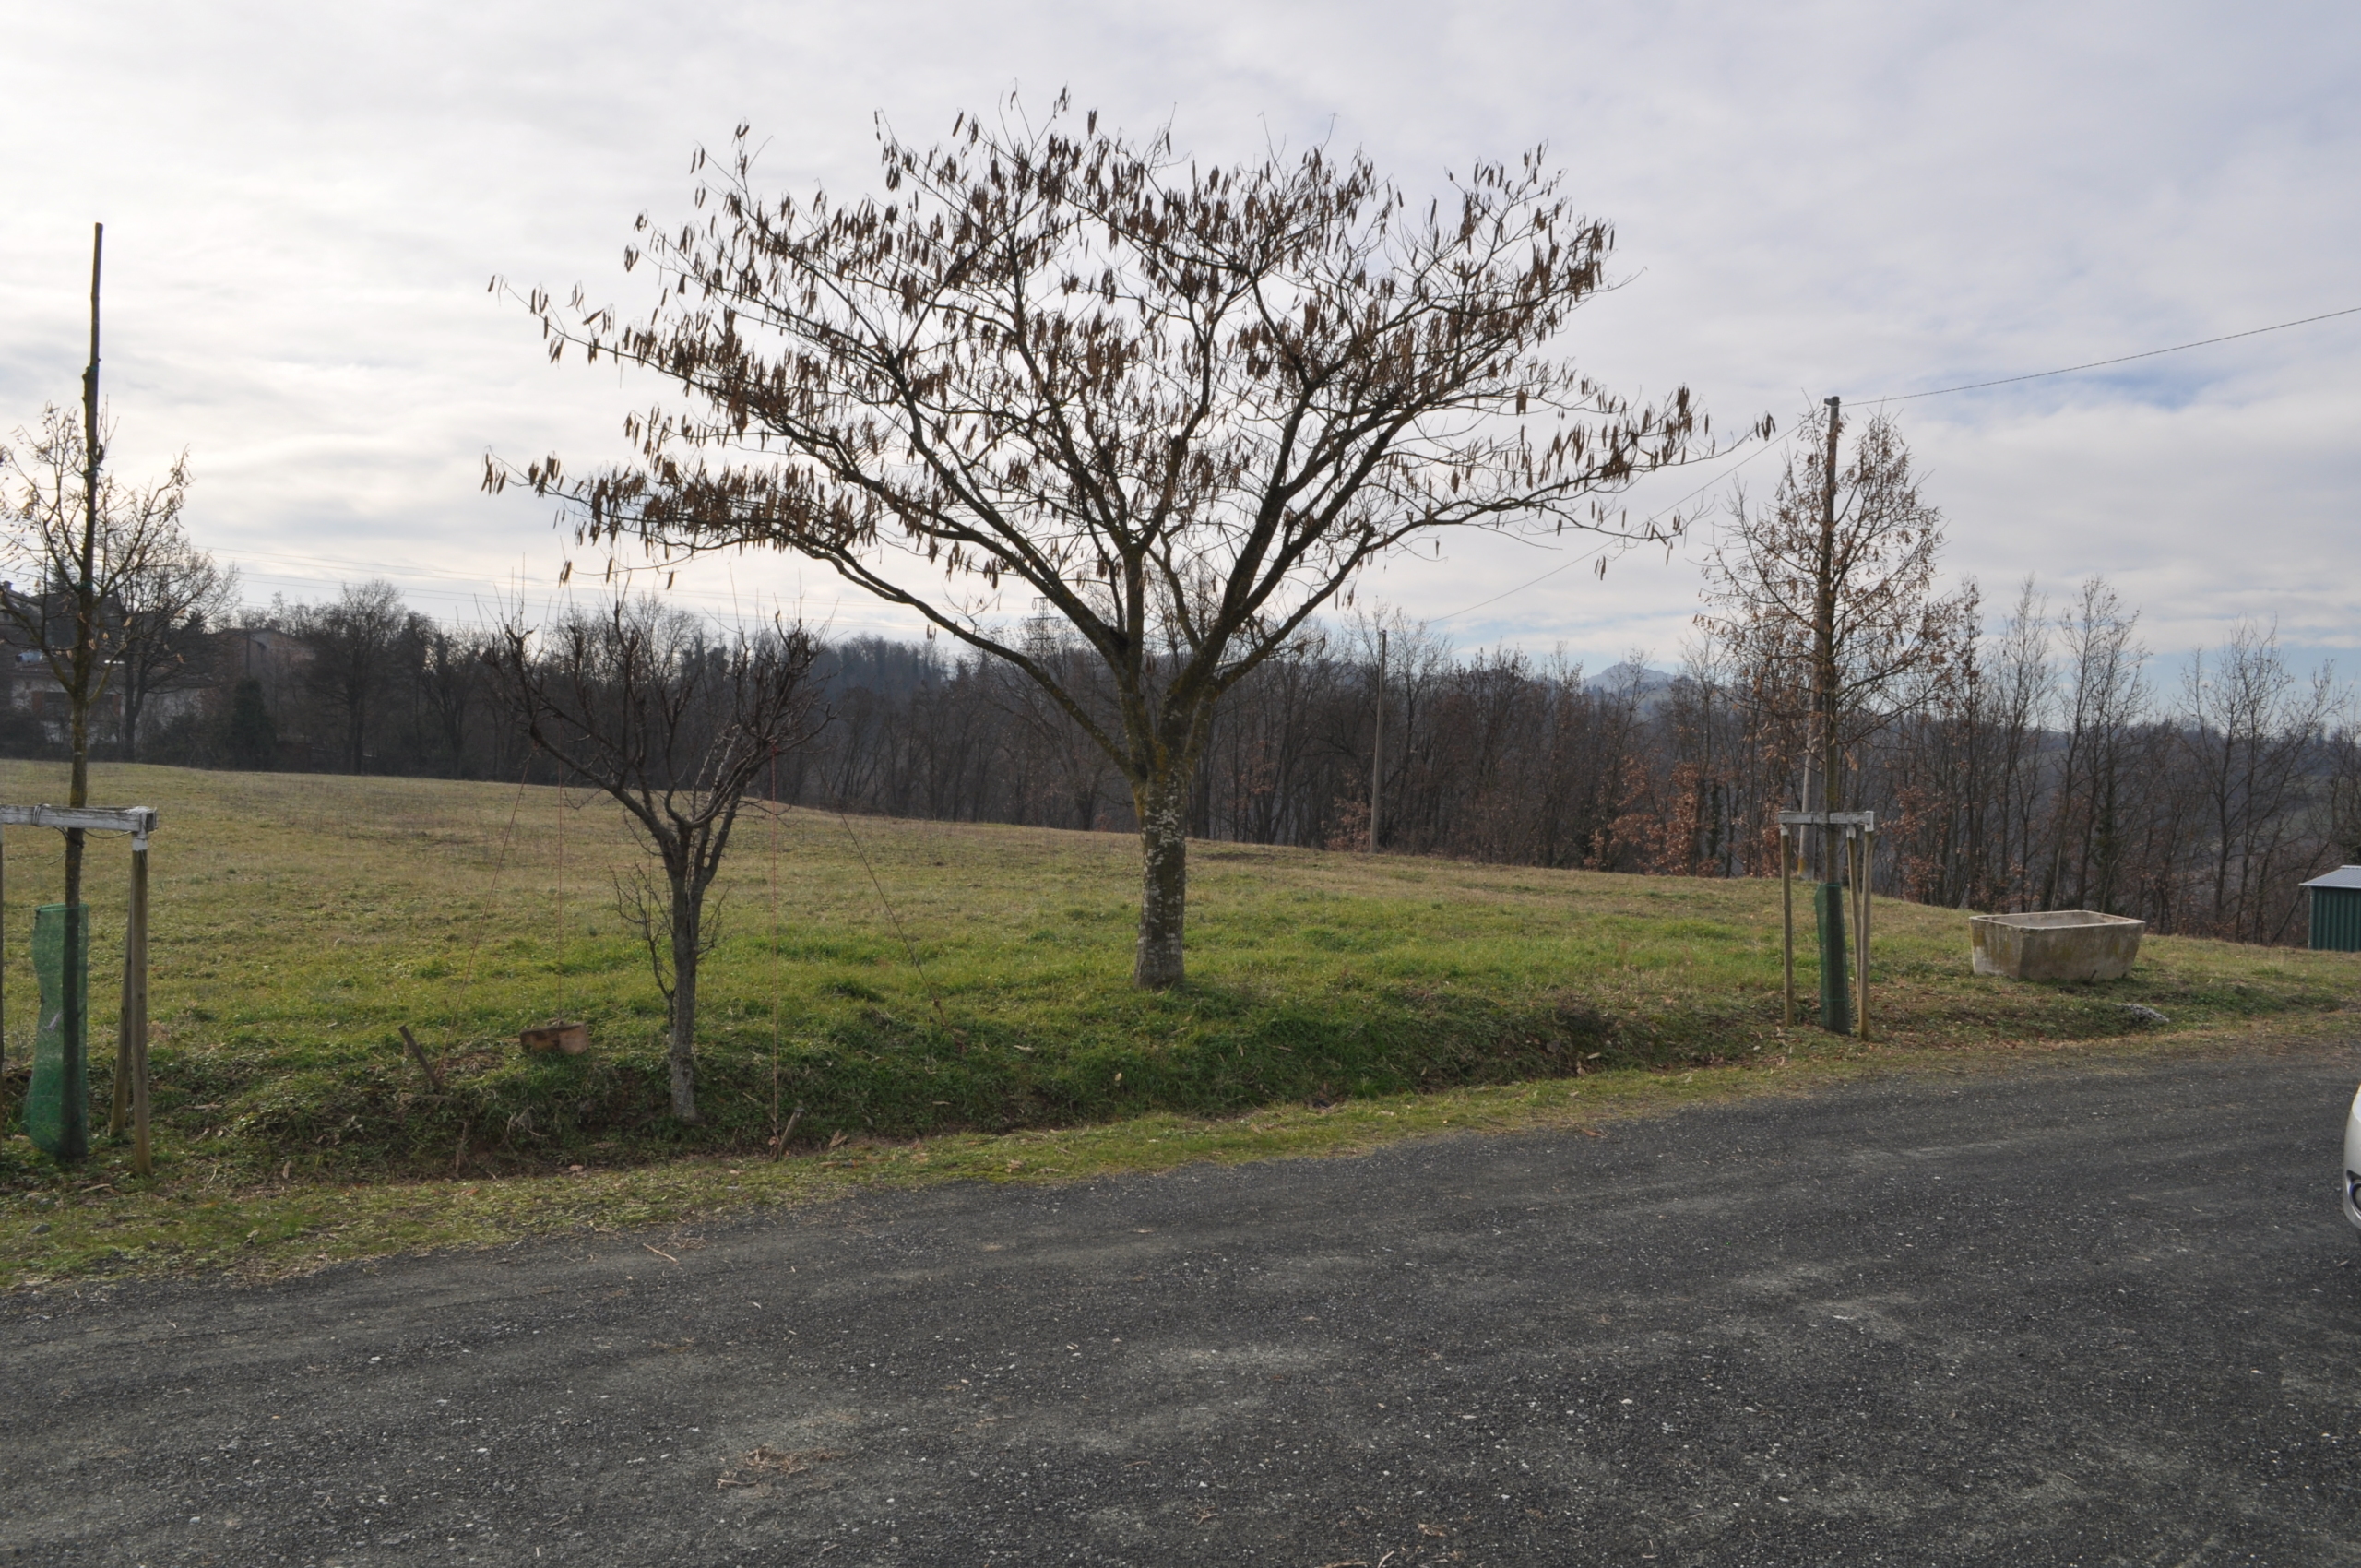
(1585, 661), (1676, 705)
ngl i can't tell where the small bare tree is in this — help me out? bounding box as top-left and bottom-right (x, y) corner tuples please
(492, 94), (1727, 987)
(1702, 403), (1969, 853)
(0, 407), (187, 823)
(0, 225), (188, 1158)
(1701, 401), (1966, 1028)
(497, 597), (822, 1122)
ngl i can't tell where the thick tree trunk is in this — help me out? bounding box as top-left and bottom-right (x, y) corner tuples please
(668, 892), (701, 1122)
(1133, 770), (1189, 989)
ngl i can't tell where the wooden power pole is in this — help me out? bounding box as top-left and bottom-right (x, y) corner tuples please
(1811, 395), (1850, 1033)
(1370, 629), (1386, 852)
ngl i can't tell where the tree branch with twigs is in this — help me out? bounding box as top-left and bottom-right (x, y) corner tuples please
(489, 90), (1743, 986)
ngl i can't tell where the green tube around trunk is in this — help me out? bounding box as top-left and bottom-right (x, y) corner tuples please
(24, 902), (90, 1160)
(1814, 882), (1852, 1035)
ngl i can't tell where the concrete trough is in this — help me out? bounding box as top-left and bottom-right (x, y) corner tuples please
(1970, 909), (2144, 982)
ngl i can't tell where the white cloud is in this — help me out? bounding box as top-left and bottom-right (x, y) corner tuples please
(2, 0), (2353, 664)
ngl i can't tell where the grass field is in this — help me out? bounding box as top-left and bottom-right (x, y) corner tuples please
(1, 759), (2355, 1285)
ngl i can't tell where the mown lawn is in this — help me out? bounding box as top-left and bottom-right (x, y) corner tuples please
(1, 759), (2354, 1285)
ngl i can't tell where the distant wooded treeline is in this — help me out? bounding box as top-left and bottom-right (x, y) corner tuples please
(82, 576), (2359, 946)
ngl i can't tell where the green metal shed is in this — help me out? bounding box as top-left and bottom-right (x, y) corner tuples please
(2302, 866), (2361, 951)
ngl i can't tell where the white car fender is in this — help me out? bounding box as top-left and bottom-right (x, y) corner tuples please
(2343, 1084), (2361, 1235)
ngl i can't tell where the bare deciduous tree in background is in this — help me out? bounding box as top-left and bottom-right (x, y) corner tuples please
(115, 530), (238, 761)
(2039, 577), (2148, 914)
(2180, 621), (2336, 943)
(1700, 405), (1970, 860)
(414, 624), (492, 778)
(497, 597), (823, 1122)
(291, 579), (411, 773)
(492, 93), (1726, 987)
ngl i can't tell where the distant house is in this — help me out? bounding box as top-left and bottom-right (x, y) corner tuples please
(215, 624), (312, 712)
(0, 584), (317, 754)
(0, 584), (113, 748)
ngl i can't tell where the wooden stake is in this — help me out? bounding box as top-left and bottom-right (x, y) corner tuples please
(128, 840), (149, 1176)
(0, 826), (7, 1111)
(1857, 826), (1873, 1043)
(1780, 826), (1795, 1026)
(1370, 629), (1386, 853)
(399, 1024), (445, 1090)
(113, 880), (134, 1135)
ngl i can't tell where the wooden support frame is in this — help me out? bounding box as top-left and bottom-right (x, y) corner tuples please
(0, 804), (159, 1174)
(1777, 810), (1875, 1039)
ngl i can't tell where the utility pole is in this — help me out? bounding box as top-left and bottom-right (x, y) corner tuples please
(1815, 396), (1841, 873)
(1370, 629), (1386, 852)
(1812, 395), (1850, 1033)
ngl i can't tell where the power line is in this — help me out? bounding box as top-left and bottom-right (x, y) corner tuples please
(219, 544), (916, 633)
(1432, 428), (1794, 624)
(1866, 304), (2361, 403)
(212, 303), (2361, 640)
(1431, 301), (2360, 624)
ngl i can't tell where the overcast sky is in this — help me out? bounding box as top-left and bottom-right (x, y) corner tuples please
(5, 1), (2355, 674)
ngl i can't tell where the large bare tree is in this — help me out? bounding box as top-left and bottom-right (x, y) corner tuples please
(492, 95), (1726, 987)
(496, 597), (822, 1122)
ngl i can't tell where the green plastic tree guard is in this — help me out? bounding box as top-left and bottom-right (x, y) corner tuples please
(23, 903), (90, 1161)
(1815, 882), (1852, 1035)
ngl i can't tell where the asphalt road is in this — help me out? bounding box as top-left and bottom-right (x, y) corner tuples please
(7, 1047), (2361, 1567)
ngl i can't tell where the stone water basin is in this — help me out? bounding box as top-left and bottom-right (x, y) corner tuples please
(1970, 909), (2144, 982)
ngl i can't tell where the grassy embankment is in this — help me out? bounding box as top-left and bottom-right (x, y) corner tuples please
(1, 759), (2354, 1286)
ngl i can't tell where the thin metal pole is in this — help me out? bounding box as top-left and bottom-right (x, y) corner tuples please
(1780, 826), (1795, 1026)
(129, 839), (149, 1177)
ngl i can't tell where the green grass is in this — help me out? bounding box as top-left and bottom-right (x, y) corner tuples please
(0, 759), (2355, 1287)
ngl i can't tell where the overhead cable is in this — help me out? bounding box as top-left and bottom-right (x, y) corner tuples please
(1434, 300), (2361, 624)
(1867, 303), (2361, 403)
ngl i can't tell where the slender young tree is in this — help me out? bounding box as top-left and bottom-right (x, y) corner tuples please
(497, 597), (823, 1122)
(1702, 404), (1968, 826)
(1700, 402), (1967, 1027)
(492, 94), (1727, 987)
(0, 409), (189, 795)
(0, 226), (187, 1157)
